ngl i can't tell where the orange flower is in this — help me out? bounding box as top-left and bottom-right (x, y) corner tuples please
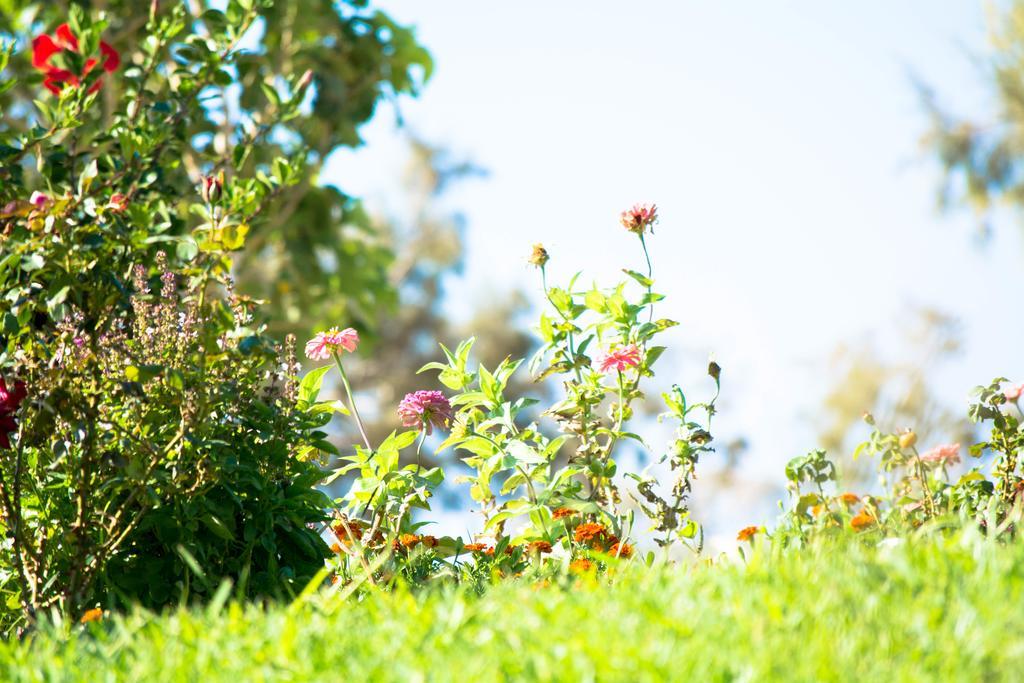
(484, 545), (516, 557)
(569, 558), (595, 574)
(420, 535), (438, 548)
(398, 533), (421, 548)
(332, 518), (367, 545)
(573, 522), (609, 546)
(850, 512), (875, 531)
(527, 540), (553, 554)
(839, 493), (860, 506)
(330, 543), (342, 554)
(463, 543), (489, 552)
(552, 507), (577, 520)
(79, 608), (103, 624)
(609, 542), (633, 558)
(736, 526), (760, 542)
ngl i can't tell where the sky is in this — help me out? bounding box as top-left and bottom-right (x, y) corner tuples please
(325, 2), (1024, 542)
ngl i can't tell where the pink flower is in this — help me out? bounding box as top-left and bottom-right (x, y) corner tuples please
(596, 344), (642, 374)
(304, 327), (359, 361)
(106, 193), (128, 213)
(397, 390), (452, 435)
(0, 377), (27, 451)
(620, 203), (658, 234)
(1004, 383), (1024, 402)
(29, 191), (50, 209)
(919, 443), (960, 467)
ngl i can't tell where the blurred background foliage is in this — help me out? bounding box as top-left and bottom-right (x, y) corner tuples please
(3, 0), (1014, 531)
(922, 0), (1024, 236)
(0, 0), (430, 339)
(815, 308), (974, 486)
(812, 0), (1024, 484)
(342, 136), (535, 449)
(0, 0), (534, 453)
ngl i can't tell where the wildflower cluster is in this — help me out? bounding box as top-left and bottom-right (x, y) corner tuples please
(758, 377), (1024, 546)
(302, 202), (720, 588)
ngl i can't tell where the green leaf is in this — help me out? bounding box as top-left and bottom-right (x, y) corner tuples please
(622, 269), (653, 287)
(201, 514), (235, 541)
(20, 254), (44, 272)
(176, 237), (199, 262)
(298, 365), (332, 404)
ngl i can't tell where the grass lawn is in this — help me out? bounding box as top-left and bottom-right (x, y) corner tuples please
(3, 530), (1023, 682)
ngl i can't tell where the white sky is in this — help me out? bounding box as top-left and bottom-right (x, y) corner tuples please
(326, 2), (1024, 539)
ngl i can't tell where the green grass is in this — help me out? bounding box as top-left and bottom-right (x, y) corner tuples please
(4, 531), (1024, 682)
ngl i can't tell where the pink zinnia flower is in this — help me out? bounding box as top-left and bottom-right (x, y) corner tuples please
(596, 344), (642, 374)
(397, 390), (452, 435)
(29, 191), (50, 209)
(1004, 383), (1024, 402)
(304, 327), (359, 361)
(919, 443), (960, 467)
(620, 202), (658, 234)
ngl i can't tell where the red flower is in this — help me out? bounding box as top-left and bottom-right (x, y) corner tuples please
(0, 377), (27, 450)
(32, 23), (120, 95)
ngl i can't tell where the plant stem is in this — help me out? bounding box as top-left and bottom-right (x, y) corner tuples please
(910, 447), (937, 518)
(333, 352), (372, 451)
(414, 429), (426, 476)
(541, 265), (584, 384)
(639, 233), (654, 322)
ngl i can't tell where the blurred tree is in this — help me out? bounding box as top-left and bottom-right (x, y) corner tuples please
(921, 0), (1024, 234)
(335, 137), (537, 450)
(815, 308), (974, 484)
(0, 0), (432, 338)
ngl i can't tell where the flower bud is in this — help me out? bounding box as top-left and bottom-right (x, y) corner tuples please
(898, 429), (917, 450)
(29, 191), (50, 209)
(708, 360), (721, 382)
(107, 193), (129, 213)
(528, 243), (549, 268)
(296, 69), (314, 94)
(200, 172), (224, 204)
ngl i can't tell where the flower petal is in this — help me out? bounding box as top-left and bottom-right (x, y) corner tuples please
(100, 41), (121, 72)
(31, 34), (59, 69)
(55, 23), (79, 51)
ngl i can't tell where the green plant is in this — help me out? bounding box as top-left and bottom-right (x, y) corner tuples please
(765, 378), (1024, 546)
(0, 0), (432, 340)
(0, 2), (429, 628)
(303, 204), (721, 586)
(3, 529), (1024, 681)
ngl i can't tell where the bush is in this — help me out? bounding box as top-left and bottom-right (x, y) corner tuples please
(0, 4), (401, 628)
